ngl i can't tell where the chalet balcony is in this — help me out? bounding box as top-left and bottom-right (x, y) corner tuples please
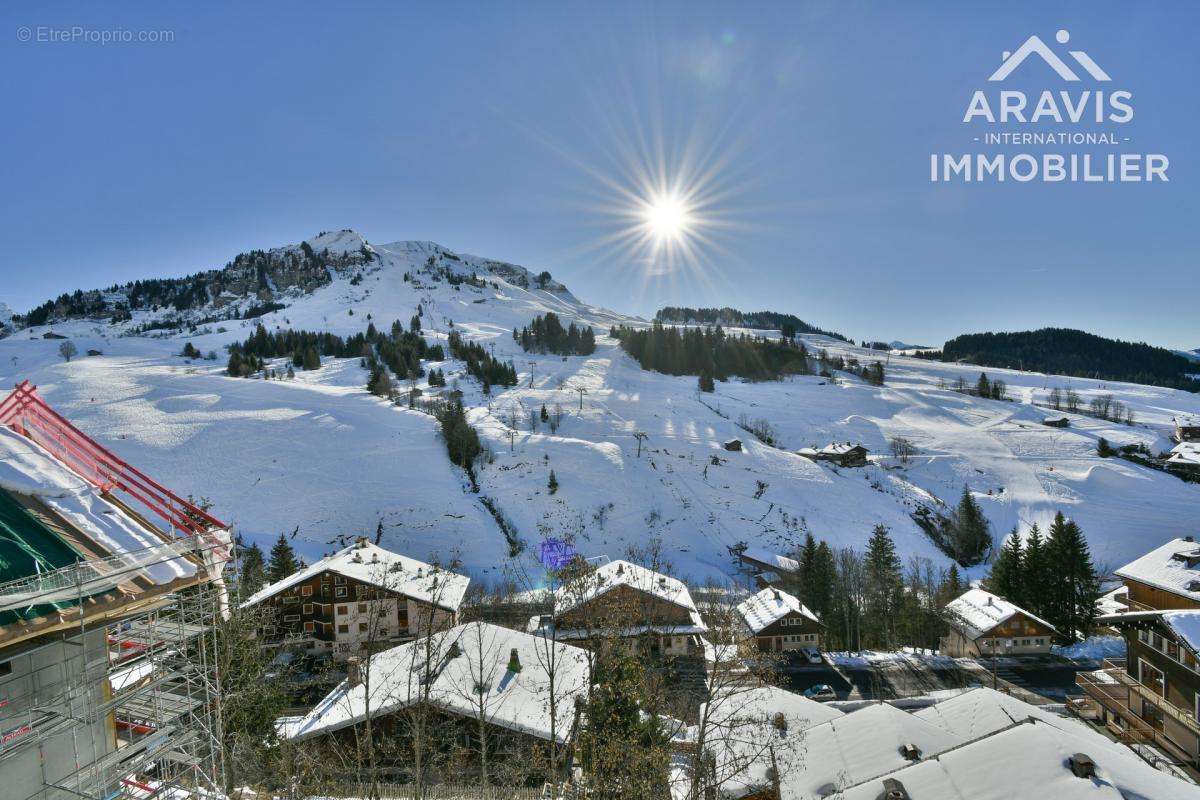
(1077, 659), (1200, 766)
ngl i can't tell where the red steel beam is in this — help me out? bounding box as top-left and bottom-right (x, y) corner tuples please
(0, 381), (228, 558)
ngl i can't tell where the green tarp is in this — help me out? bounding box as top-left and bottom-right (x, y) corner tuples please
(0, 489), (82, 624)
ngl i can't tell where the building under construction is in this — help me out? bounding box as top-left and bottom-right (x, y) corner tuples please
(0, 381), (232, 800)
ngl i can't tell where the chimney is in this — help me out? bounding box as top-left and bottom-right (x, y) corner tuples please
(1187, 536), (1195, 543)
(878, 779), (909, 800)
(355, 536), (368, 548)
(347, 656), (362, 688)
(899, 743), (920, 761)
(773, 589), (781, 601)
(508, 647), (522, 673)
(1068, 753), (1095, 779)
(616, 563), (624, 576)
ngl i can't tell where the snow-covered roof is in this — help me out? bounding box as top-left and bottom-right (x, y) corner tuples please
(737, 588), (819, 634)
(556, 559), (698, 615)
(0, 426), (197, 585)
(283, 622), (590, 743)
(836, 718), (1191, 800)
(797, 442), (868, 457)
(942, 588), (1055, 641)
(913, 687), (1107, 745)
(241, 540), (470, 611)
(776, 702), (962, 799)
(699, 686), (843, 798)
(739, 547), (799, 573)
(1167, 441), (1200, 466)
(1160, 611), (1200, 655)
(1114, 537), (1200, 604)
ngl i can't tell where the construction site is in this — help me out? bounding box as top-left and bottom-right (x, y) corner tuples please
(0, 381), (232, 800)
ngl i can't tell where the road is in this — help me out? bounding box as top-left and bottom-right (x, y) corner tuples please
(779, 653), (1096, 704)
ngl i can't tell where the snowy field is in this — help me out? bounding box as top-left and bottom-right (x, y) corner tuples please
(2, 231), (1197, 586)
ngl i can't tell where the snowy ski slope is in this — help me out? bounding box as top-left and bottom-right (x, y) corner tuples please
(2, 230), (1196, 585)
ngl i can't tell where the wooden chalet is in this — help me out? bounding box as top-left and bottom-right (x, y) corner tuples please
(1176, 419), (1200, 443)
(530, 559), (707, 658)
(940, 589), (1055, 657)
(1080, 536), (1200, 767)
(796, 442), (869, 467)
(281, 622), (590, 783)
(242, 538), (470, 660)
(737, 587), (823, 653)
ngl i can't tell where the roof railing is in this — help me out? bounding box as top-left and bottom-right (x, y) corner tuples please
(0, 537), (218, 613)
(0, 381), (229, 560)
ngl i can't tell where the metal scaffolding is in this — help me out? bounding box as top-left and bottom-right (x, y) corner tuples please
(0, 539), (227, 800)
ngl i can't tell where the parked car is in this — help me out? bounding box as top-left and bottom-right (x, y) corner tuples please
(803, 647), (823, 665)
(803, 684), (836, 701)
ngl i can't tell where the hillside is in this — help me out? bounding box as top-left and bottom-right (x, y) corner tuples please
(933, 328), (1200, 392)
(2, 231), (1198, 588)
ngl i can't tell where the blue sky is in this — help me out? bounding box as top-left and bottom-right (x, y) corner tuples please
(2, 1), (1196, 348)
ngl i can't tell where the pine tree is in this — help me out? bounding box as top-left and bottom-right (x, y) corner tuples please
(976, 372), (991, 397)
(796, 533), (819, 608)
(1022, 523), (1049, 619)
(988, 529), (1024, 607)
(864, 524), (902, 648)
(547, 470), (559, 494)
(1045, 512), (1099, 644)
(698, 370), (715, 393)
(540, 404), (549, 423)
(302, 346), (320, 371)
(266, 533), (298, 583)
(367, 366), (393, 397)
(579, 651), (670, 799)
(940, 563), (964, 602)
(239, 542), (266, 597)
(410, 314), (421, 333)
(809, 541), (836, 626)
(950, 485), (992, 565)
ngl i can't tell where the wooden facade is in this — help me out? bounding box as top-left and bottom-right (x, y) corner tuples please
(752, 611), (822, 653)
(257, 570), (456, 659)
(941, 612), (1054, 658)
(1125, 578), (1200, 612)
(557, 584), (700, 657)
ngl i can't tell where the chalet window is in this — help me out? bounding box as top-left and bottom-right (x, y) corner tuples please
(303, 604), (314, 615)
(283, 596), (298, 605)
(1168, 641), (1180, 660)
(303, 622), (315, 633)
(337, 605), (348, 615)
(359, 623), (368, 633)
(321, 586), (331, 596)
(301, 585), (312, 597)
(1138, 629), (1149, 644)
(358, 603), (368, 613)
(0, 661), (11, 676)
(336, 587), (347, 598)
(335, 576), (345, 585)
(338, 624), (349, 634)
(1152, 633), (1164, 651)
(284, 614), (300, 622)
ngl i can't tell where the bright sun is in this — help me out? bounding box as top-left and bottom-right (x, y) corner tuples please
(641, 193), (692, 242)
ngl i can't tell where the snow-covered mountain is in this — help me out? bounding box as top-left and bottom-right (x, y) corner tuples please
(2, 230), (1197, 587)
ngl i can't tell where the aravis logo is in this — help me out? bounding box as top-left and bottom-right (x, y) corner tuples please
(929, 28), (1168, 183)
(989, 29), (1110, 82)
